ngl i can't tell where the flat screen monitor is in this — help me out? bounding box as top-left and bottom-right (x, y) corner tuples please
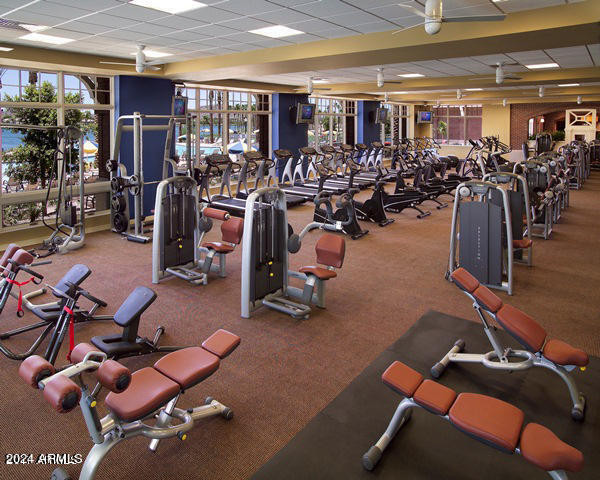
(296, 103), (316, 124)
(418, 110), (432, 123)
(375, 108), (388, 124)
(172, 95), (188, 116)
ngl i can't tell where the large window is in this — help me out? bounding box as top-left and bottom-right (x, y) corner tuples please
(0, 68), (113, 229)
(308, 97), (356, 147)
(380, 103), (410, 145)
(432, 105), (482, 145)
(181, 87), (271, 159)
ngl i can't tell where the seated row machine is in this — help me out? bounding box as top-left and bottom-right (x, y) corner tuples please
(152, 175), (243, 285)
(434, 267), (588, 420)
(363, 360), (584, 479)
(19, 328), (240, 480)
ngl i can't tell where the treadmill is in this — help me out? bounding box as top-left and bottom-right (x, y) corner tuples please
(197, 154), (249, 216)
(317, 145), (374, 188)
(273, 149), (346, 199)
(238, 151), (306, 207)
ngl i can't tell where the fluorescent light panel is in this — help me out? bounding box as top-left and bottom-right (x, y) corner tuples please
(249, 25), (304, 38)
(19, 32), (74, 45)
(465, 88), (483, 91)
(312, 79), (328, 84)
(131, 49), (171, 58)
(398, 73), (424, 78)
(20, 24), (48, 32)
(130, 0), (206, 14)
(525, 63), (559, 69)
(558, 83), (579, 87)
(0, 46), (13, 51)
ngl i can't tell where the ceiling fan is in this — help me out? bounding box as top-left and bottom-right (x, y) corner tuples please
(294, 77), (332, 95)
(470, 61), (522, 84)
(99, 45), (163, 73)
(374, 67), (404, 88)
(393, 0), (506, 36)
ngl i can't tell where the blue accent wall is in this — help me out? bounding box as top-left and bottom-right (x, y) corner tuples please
(357, 100), (381, 146)
(272, 93), (308, 178)
(114, 75), (174, 217)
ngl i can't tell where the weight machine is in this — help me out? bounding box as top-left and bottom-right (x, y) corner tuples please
(108, 112), (192, 243)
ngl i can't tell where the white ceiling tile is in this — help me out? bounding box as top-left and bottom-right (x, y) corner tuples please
(129, 23), (175, 36)
(219, 17), (273, 31)
(324, 11), (383, 27)
(71, 13), (139, 29)
(182, 6), (240, 23)
(257, 8), (313, 25)
(187, 24), (240, 37)
(587, 44), (600, 66)
(149, 15), (207, 30)
(50, 0), (123, 9)
(352, 21), (397, 34)
(109, 4), (169, 22)
(3, 11), (69, 25)
(220, 0), (281, 15)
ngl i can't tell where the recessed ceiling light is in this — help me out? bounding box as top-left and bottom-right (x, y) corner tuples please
(19, 32), (74, 45)
(20, 24), (48, 32)
(312, 78), (328, 84)
(0, 46), (14, 51)
(249, 25), (304, 38)
(398, 73), (424, 78)
(465, 88), (483, 91)
(129, 0), (206, 14)
(558, 83), (579, 87)
(390, 91), (408, 94)
(131, 49), (171, 58)
(525, 63), (559, 69)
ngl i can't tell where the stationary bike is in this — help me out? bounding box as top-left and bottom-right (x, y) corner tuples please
(313, 163), (368, 240)
(347, 157), (394, 227)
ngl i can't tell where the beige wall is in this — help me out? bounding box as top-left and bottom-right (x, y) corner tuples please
(482, 104), (510, 145)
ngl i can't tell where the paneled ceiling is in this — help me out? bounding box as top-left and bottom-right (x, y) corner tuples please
(0, 0), (586, 61)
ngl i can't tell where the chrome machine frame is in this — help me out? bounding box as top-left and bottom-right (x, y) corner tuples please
(0, 123), (85, 254)
(110, 112), (192, 242)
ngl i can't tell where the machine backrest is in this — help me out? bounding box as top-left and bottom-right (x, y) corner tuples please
(114, 286), (158, 342)
(0, 244), (20, 268)
(315, 234), (345, 268)
(3, 248), (35, 275)
(221, 217), (244, 245)
(54, 264), (92, 296)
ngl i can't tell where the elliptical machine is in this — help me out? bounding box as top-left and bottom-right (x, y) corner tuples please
(346, 155), (394, 227)
(312, 162), (368, 240)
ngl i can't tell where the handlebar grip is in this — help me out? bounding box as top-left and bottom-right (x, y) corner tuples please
(9, 261), (44, 280)
(80, 289), (107, 307)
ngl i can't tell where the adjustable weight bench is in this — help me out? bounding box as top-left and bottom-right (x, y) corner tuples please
(433, 267), (588, 420)
(363, 361), (584, 479)
(19, 328), (240, 480)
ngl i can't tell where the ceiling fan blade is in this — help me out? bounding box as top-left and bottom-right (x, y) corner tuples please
(99, 61), (136, 66)
(397, 3), (428, 19)
(384, 81), (404, 84)
(314, 87), (331, 91)
(391, 23), (423, 34)
(443, 14), (506, 23)
(504, 74), (522, 80)
(147, 65), (162, 71)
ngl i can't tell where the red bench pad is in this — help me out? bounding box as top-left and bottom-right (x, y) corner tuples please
(382, 361), (424, 397)
(542, 339), (589, 367)
(451, 268), (479, 293)
(449, 393), (524, 453)
(495, 304), (546, 352)
(520, 423), (584, 472)
(202, 329), (241, 359)
(105, 368), (180, 422)
(299, 266), (337, 280)
(154, 347), (219, 389)
(473, 285), (503, 313)
(413, 379), (457, 415)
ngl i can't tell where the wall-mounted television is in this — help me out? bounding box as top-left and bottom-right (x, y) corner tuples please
(417, 110), (432, 123)
(296, 103), (316, 124)
(375, 107), (388, 124)
(172, 95), (188, 116)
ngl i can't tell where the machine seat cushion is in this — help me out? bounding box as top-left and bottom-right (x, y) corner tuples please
(542, 339), (589, 367)
(382, 361), (424, 398)
(413, 379), (457, 415)
(91, 334), (146, 357)
(513, 238), (533, 249)
(202, 241), (235, 253)
(201, 329), (241, 358)
(105, 367), (180, 422)
(315, 234), (345, 268)
(520, 423), (584, 472)
(154, 347), (219, 390)
(54, 264), (92, 296)
(473, 285), (503, 313)
(221, 217), (244, 244)
(29, 305), (62, 322)
(449, 393), (524, 453)
(70, 343), (105, 364)
(4, 249), (34, 274)
(451, 268), (479, 293)
(495, 304), (547, 353)
(298, 266), (337, 280)
(113, 286), (157, 328)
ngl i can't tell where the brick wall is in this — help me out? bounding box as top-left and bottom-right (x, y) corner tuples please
(510, 102), (600, 148)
